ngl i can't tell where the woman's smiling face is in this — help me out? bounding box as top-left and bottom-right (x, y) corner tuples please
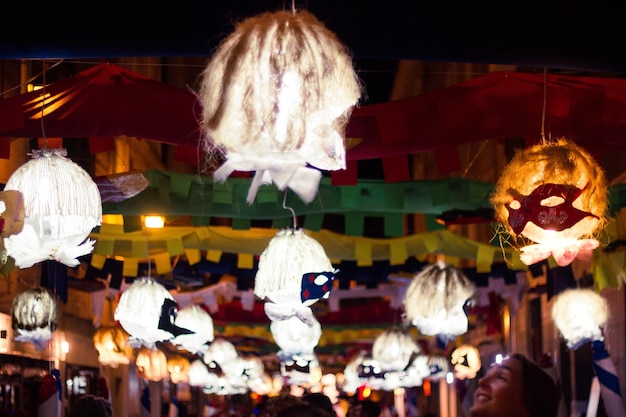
(470, 357), (530, 417)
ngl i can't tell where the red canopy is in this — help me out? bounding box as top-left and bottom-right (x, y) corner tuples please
(0, 63), (202, 148)
(346, 71), (626, 161)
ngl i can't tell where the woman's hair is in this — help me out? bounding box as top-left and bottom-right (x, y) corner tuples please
(276, 403), (332, 417)
(69, 395), (113, 417)
(510, 354), (560, 417)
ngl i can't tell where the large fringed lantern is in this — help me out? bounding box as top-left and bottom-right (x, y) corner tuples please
(114, 277), (192, 348)
(372, 328), (420, 372)
(171, 305), (215, 355)
(451, 344), (481, 380)
(199, 9), (362, 204)
(491, 138), (608, 266)
(93, 325), (133, 367)
(4, 148), (102, 268)
(551, 288), (608, 349)
(11, 287), (57, 350)
(403, 261), (476, 342)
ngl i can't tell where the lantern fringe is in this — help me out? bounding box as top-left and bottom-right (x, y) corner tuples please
(254, 228), (333, 301)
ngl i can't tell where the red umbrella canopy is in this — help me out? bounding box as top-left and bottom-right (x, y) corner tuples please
(346, 71), (626, 161)
(0, 63), (202, 147)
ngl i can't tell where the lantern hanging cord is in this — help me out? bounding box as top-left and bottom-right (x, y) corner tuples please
(40, 60), (48, 149)
(282, 191), (297, 230)
(540, 67), (547, 144)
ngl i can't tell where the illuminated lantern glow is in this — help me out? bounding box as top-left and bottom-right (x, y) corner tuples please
(93, 325), (133, 367)
(171, 305), (214, 354)
(4, 148), (102, 268)
(199, 9), (362, 204)
(371, 328), (420, 371)
(167, 355), (191, 384)
(491, 138), (608, 266)
(114, 277), (190, 348)
(11, 287), (57, 350)
(403, 261), (475, 340)
(551, 288), (608, 349)
(451, 344), (481, 380)
(136, 348), (168, 382)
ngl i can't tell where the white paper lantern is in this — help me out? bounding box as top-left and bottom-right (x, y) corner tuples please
(372, 328), (420, 371)
(270, 313), (322, 359)
(403, 261), (476, 340)
(11, 287), (57, 350)
(136, 348), (168, 382)
(255, 228), (334, 306)
(171, 305), (214, 354)
(551, 288), (608, 348)
(200, 9), (361, 204)
(188, 360), (217, 388)
(203, 337), (239, 368)
(4, 148), (101, 268)
(114, 277), (184, 348)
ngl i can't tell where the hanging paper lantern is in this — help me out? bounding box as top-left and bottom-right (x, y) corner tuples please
(342, 351), (367, 394)
(372, 328), (420, 371)
(188, 360), (219, 388)
(4, 148), (102, 268)
(114, 277), (191, 348)
(451, 344), (481, 380)
(270, 314), (322, 361)
(255, 228), (335, 306)
(403, 261), (475, 340)
(168, 355), (191, 384)
(402, 354), (432, 387)
(551, 288), (608, 349)
(170, 305), (215, 354)
(136, 348), (168, 382)
(203, 337), (239, 368)
(93, 325), (133, 367)
(491, 138), (608, 266)
(11, 287), (57, 350)
(427, 354), (450, 380)
(199, 9), (361, 204)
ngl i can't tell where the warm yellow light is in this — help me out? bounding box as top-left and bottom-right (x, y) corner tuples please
(27, 84), (43, 92)
(143, 215), (165, 229)
(101, 214), (124, 225)
(61, 340), (69, 354)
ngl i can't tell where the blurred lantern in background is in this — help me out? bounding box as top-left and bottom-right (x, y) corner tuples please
(451, 344), (481, 380)
(171, 305), (214, 355)
(93, 325), (133, 367)
(136, 348), (168, 382)
(491, 138), (608, 266)
(167, 355), (191, 384)
(551, 288), (608, 349)
(403, 261), (475, 344)
(11, 287), (58, 350)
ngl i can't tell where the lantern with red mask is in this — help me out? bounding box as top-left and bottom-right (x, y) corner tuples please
(491, 138), (608, 266)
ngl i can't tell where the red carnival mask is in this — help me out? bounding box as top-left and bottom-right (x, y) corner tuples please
(506, 183), (597, 235)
